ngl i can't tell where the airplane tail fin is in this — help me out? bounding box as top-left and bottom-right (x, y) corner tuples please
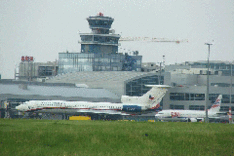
(121, 85), (170, 107)
(145, 85), (171, 109)
(209, 95), (222, 112)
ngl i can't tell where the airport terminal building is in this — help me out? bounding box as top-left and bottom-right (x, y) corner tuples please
(165, 61), (234, 111)
(1, 61), (234, 119)
(47, 71), (169, 97)
(48, 60), (234, 112)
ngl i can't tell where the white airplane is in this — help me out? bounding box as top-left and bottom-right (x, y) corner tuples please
(155, 95), (223, 122)
(15, 85), (171, 115)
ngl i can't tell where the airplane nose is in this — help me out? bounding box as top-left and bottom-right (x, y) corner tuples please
(15, 105), (25, 111)
(15, 105), (20, 110)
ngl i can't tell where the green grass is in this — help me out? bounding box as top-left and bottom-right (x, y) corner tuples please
(0, 119), (234, 156)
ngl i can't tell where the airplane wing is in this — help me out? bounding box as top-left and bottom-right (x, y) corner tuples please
(34, 108), (128, 116)
(216, 112), (228, 115)
(209, 114), (229, 119)
(76, 109), (129, 115)
(209, 117), (223, 119)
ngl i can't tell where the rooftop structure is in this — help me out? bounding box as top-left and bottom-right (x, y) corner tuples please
(47, 71), (169, 97)
(166, 60), (234, 76)
(141, 62), (160, 72)
(0, 83), (119, 100)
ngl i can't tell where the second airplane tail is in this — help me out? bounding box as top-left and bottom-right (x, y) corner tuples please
(209, 95), (222, 112)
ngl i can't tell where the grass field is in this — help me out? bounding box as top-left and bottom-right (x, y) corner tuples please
(0, 119), (234, 156)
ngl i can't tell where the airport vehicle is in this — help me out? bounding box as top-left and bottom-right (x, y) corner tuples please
(16, 85), (170, 115)
(69, 116), (91, 120)
(155, 95), (223, 122)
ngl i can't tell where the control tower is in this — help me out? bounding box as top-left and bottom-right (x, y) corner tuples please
(79, 12), (121, 54)
(58, 13), (142, 74)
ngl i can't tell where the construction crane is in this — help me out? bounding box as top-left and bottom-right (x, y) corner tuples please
(119, 37), (188, 69)
(119, 37), (188, 44)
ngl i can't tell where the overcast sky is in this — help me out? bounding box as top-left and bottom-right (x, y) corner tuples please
(1, 0), (234, 79)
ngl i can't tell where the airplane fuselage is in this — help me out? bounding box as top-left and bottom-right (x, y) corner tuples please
(155, 110), (219, 118)
(155, 95), (222, 122)
(16, 100), (148, 112)
(15, 85), (171, 114)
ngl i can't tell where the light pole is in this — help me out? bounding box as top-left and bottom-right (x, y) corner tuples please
(159, 62), (162, 85)
(229, 62), (233, 124)
(205, 43), (212, 123)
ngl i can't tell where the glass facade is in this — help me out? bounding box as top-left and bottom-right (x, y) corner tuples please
(81, 44), (119, 54)
(126, 75), (162, 96)
(58, 52), (142, 74)
(58, 53), (94, 74)
(38, 66), (55, 76)
(170, 105), (184, 110)
(220, 106), (234, 111)
(170, 93), (205, 101)
(189, 105), (205, 110)
(87, 15), (114, 31)
(211, 83), (234, 87)
(92, 53), (124, 71)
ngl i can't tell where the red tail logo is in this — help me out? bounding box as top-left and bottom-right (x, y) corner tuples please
(150, 103), (160, 109)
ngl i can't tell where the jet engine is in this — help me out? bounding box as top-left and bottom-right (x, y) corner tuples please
(189, 118), (197, 122)
(188, 118), (204, 122)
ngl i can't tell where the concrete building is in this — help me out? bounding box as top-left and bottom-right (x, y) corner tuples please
(17, 56), (58, 81)
(167, 60), (234, 76)
(165, 61), (234, 111)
